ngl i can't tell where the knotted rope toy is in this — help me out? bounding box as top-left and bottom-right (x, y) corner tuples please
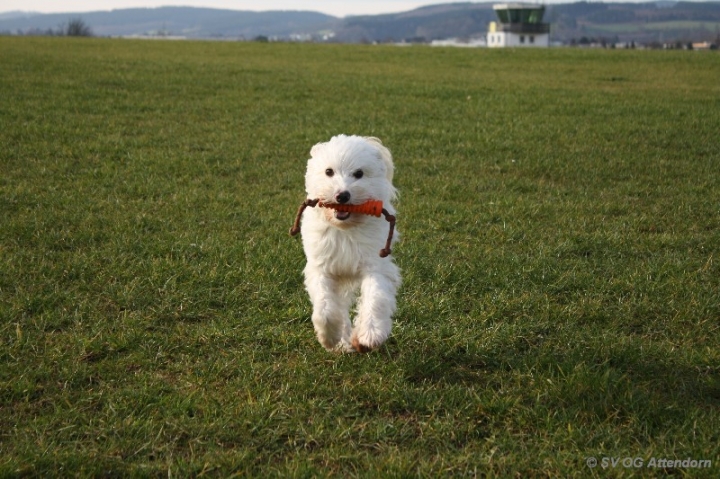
(289, 199), (396, 257)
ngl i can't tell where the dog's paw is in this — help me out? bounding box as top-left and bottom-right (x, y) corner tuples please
(351, 326), (389, 353)
(351, 337), (373, 353)
(317, 334), (356, 354)
(338, 338), (357, 354)
(353, 335), (383, 353)
(317, 333), (339, 351)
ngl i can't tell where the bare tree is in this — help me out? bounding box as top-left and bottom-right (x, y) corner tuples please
(65, 18), (93, 37)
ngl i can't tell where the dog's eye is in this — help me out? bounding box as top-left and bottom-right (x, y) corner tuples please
(325, 168), (334, 177)
(353, 170), (364, 179)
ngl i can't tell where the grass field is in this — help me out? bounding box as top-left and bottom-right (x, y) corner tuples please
(1, 37), (719, 477)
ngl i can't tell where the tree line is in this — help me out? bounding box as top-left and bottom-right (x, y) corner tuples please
(10, 18), (93, 37)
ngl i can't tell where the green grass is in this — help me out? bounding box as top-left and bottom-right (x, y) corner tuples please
(1, 37), (719, 477)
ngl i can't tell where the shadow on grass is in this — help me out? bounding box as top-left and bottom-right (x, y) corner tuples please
(399, 336), (720, 431)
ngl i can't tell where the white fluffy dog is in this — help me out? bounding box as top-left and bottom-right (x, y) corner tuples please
(294, 135), (401, 353)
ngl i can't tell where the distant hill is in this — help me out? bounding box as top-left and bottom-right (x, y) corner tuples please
(0, 7), (338, 39)
(547, 1), (720, 44)
(332, 3), (496, 43)
(1, 2), (719, 44)
(0, 11), (40, 20)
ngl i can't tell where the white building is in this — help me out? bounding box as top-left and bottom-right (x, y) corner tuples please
(487, 3), (550, 48)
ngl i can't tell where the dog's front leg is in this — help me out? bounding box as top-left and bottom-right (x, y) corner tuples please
(352, 271), (398, 352)
(305, 273), (353, 352)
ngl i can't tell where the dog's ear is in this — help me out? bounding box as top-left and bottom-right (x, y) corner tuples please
(310, 141), (327, 159)
(363, 137), (394, 182)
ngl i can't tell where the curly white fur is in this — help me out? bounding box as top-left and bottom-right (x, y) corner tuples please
(299, 135), (401, 353)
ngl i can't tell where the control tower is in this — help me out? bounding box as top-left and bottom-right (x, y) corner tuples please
(487, 3), (550, 48)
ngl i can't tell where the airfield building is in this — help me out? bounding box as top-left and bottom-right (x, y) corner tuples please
(487, 3), (550, 48)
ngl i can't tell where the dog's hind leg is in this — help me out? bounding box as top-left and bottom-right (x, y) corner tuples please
(351, 270), (399, 352)
(305, 273), (354, 352)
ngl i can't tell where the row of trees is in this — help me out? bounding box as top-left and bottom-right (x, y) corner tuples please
(569, 35), (719, 50)
(11, 18), (93, 37)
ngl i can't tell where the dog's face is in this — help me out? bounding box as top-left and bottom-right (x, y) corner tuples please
(305, 135), (395, 226)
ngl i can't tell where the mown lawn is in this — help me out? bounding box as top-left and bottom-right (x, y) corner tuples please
(1, 37), (719, 477)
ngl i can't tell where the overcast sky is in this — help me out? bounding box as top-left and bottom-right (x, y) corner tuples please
(0, 1), (504, 17)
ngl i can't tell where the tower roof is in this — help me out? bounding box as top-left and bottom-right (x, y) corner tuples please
(493, 3), (545, 10)
(492, 3), (546, 24)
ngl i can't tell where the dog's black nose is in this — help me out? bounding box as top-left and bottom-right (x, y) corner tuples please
(335, 191), (351, 204)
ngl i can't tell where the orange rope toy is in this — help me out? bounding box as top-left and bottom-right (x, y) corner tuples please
(289, 199), (396, 258)
(318, 199), (384, 217)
